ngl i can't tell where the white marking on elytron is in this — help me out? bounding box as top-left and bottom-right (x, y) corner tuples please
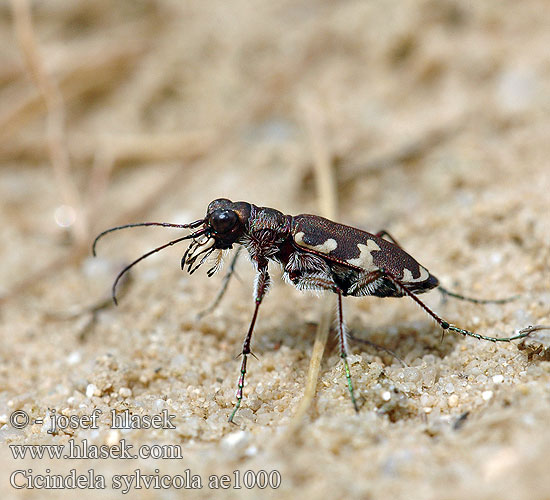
(402, 266), (430, 283)
(294, 231), (338, 254)
(346, 240), (381, 270)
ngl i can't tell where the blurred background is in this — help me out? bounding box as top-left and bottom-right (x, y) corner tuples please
(2, 0), (548, 270)
(1, 1), (549, 498)
(1, 0), (548, 290)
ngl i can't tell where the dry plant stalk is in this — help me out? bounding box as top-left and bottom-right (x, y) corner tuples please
(0, 132), (214, 164)
(283, 98), (339, 438)
(340, 114), (468, 185)
(10, 0), (87, 245)
(0, 35), (148, 146)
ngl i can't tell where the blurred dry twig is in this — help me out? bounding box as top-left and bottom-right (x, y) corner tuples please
(339, 115), (467, 185)
(10, 0), (87, 244)
(0, 22), (148, 145)
(0, 130), (216, 165)
(283, 97), (338, 439)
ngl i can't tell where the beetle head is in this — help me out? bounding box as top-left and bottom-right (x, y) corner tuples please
(205, 199), (251, 249)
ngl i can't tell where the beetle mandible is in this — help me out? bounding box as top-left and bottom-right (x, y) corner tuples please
(93, 198), (530, 422)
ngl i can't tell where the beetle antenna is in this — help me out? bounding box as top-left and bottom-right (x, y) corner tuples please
(438, 285), (519, 305)
(92, 220), (204, 256)
(110, 228), (208, 305)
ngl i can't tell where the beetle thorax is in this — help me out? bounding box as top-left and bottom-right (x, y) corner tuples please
(238, 205), (291, 262)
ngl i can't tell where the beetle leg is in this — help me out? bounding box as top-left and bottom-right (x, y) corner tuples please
(347, 270), (384, 296)
(286, 270), (361, 412)
(381, 268), (533, 343)
(437, 285), (519, 305)
(284, 251), (336, 292)
(291, 276), (338, 291)
(197, 248), (242, 319)
(336, 289), (359, 412)
(374, 232), (519, 305)
(228, 263), (270, 423)
(375, 230), (402, 248)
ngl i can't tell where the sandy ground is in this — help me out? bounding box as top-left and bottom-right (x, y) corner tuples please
(1, 1), (550, 498)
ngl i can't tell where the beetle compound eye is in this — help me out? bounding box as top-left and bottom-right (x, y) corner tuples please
(211, 209), (238, 234)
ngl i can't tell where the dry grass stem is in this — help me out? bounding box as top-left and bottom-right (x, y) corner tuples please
(283, 98), (339, 439)
(11, 0), (87, 244)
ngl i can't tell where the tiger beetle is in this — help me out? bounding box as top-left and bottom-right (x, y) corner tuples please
(93, 198), (531, 423)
